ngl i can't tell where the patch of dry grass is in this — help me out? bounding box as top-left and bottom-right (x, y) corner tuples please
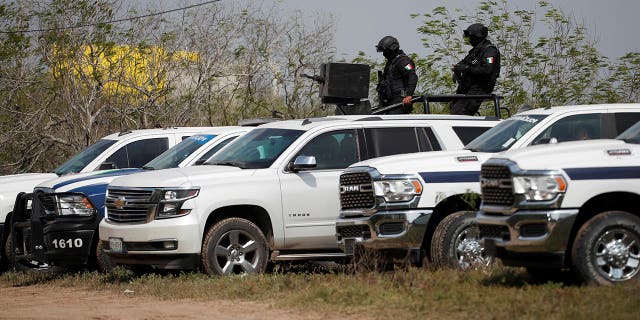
(1, 265), (639, 320)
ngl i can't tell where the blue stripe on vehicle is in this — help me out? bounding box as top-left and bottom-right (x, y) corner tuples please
(419, 171), (480, 183)
(68, 183), (109, 217)
(564, 166), (640, 180)
(53, 168), (143, 190)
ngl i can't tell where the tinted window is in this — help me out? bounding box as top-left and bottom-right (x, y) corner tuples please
(532, 113), (602, 144)
(295, 130), (359, 170)
(145, 135), (216, 170)
(196, 136), (238, 164)
(617, 121), (640, 144)
(365, 127), (420, 158)
(105, 138), (169, 169)
(615, 113), (640, 135)
(466, 114), (547, 152)
(207, 128), (304, 169)
(452, 126), (492, 145)
(54, 139), (117, 175)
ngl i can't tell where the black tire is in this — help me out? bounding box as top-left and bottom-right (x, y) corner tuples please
(571, 211), (640, 285)
(96, 240), (114, 273)
(4, 231), (51, 273)
(430, 211), (491, 270)
(201, 218), (268, 276)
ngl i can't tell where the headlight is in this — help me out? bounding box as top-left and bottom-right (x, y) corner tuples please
(373, 179), (423, 203)
(57, 195), (96, 216)
(157, 188), (199, 219)
(512, 175), (567, 201)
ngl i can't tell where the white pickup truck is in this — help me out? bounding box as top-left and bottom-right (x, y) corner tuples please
(99, 115), (499, 275)
(335, 104), (640, 269)
(0, 127), (216, 268)
(476, 121), (640, 285)
(4, 127), (249, 272)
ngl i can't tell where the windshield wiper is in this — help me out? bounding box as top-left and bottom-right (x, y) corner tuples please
(142, 166), (155, 170)
(208, 161), (247, 169)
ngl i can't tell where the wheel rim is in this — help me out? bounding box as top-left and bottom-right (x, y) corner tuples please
(592, 228), (640, 282)
(213, 229), (262, 275)
(454, 225), (491, 270)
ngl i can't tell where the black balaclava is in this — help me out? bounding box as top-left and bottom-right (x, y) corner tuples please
(463, 23), (488, 47)
(376, 36), (400, 60)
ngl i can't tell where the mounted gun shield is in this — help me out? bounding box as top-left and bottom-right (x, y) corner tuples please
(8, 190), (100, 270)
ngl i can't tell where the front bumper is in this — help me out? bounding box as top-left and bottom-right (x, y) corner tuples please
(99, 214), (201, 269)
(476, 208), (579, 268)
(41, 215), (100, 266)
(336, 209), (432, 254)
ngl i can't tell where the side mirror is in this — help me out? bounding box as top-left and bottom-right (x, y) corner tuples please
(98, 162), (117, 170)
(290, 155), (316, 172)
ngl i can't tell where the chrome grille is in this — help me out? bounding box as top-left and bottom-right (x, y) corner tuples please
(340, 172), (375, 210)
(105, 188), (155, 223)
(480, 164), (514, 206)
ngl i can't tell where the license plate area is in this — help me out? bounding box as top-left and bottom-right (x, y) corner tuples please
(109, 237), (125, 253)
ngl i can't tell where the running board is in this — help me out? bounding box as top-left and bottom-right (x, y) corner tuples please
(270, 251), (349, 261)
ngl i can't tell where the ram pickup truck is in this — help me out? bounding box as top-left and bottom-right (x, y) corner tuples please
(4, 127), (249, 272)
(99, 114), (500, 275)
(476, 121), (640, 285)
(335, 104), (640, 269)
(0, 127), (218, 268)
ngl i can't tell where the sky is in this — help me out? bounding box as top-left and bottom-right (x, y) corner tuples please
(140, 0), (638, 60)
(262, 0), (639, 61)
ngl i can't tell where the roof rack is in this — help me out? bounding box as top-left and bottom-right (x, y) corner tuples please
(238, 118), (281, 127)
(371, 94), (510, 118)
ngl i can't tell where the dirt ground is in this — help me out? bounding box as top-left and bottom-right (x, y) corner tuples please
(0, 285), (364, 320)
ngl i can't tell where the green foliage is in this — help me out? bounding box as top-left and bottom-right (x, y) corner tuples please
(412, 0), (639, 113)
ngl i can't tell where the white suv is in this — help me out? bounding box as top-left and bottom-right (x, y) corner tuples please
(99, 115), (499, 274)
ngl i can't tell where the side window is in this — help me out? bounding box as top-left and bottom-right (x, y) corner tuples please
(615, 112), (640, 135)
(532, 114), (602, 144)
(106, 138), (169, 169)
(452, 126), (492, 146)
(295, 130), (359, 170)
(105, 146), (128, 169)
(127, 138), (169, 168)
(197, 136), (238, 164)
(365, 127), (420, 158)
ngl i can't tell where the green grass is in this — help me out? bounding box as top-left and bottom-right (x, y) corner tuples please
(1, 265), (639, 319)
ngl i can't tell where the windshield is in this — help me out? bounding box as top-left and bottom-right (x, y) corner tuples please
(465, 114), (548, 152)
(617, 121), (640, 144)
(144, 134), (217, 170)
(206, 128), (304, 169)
(54, 139), (117, 175)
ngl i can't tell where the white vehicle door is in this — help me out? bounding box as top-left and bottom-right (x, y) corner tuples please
(278, 129), (362, 250)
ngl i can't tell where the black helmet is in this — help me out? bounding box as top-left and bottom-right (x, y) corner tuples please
(463, 23), (488, 38)
(376, 36), (400, 53)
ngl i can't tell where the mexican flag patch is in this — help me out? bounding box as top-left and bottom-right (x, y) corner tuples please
(486, 57), (495, 64)
(404, 64), (413, 71)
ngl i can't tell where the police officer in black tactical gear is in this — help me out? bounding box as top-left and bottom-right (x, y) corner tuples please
(375, 36), (418, 114)
(450, 23), (501, 115)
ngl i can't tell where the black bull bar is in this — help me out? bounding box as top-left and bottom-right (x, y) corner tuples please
(7, 192), (100, 268)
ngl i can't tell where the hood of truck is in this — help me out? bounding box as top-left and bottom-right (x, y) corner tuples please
(492, 139), (633, 171)
(37, 169), (144, 191)
(108, 165), (248, 189)
(0, 172), (58, 219)
(350, 150), (494, 175)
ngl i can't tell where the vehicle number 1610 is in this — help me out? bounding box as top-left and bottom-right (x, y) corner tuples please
(52, 238), (83, 249)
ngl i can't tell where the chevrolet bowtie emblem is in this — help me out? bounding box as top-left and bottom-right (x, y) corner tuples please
(114, 196), (126, 209)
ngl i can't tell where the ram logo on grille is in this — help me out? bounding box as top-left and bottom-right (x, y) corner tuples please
(113, 196), (127, 210)
(340, 184), (372, 194)
(480, 178), (510, 188)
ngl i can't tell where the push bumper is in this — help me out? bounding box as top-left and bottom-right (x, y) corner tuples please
(99, 214), (201, 269)
(41, 215), (100, 266)
(476, 208), (579, 268)
(336, 209), (432, 254)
